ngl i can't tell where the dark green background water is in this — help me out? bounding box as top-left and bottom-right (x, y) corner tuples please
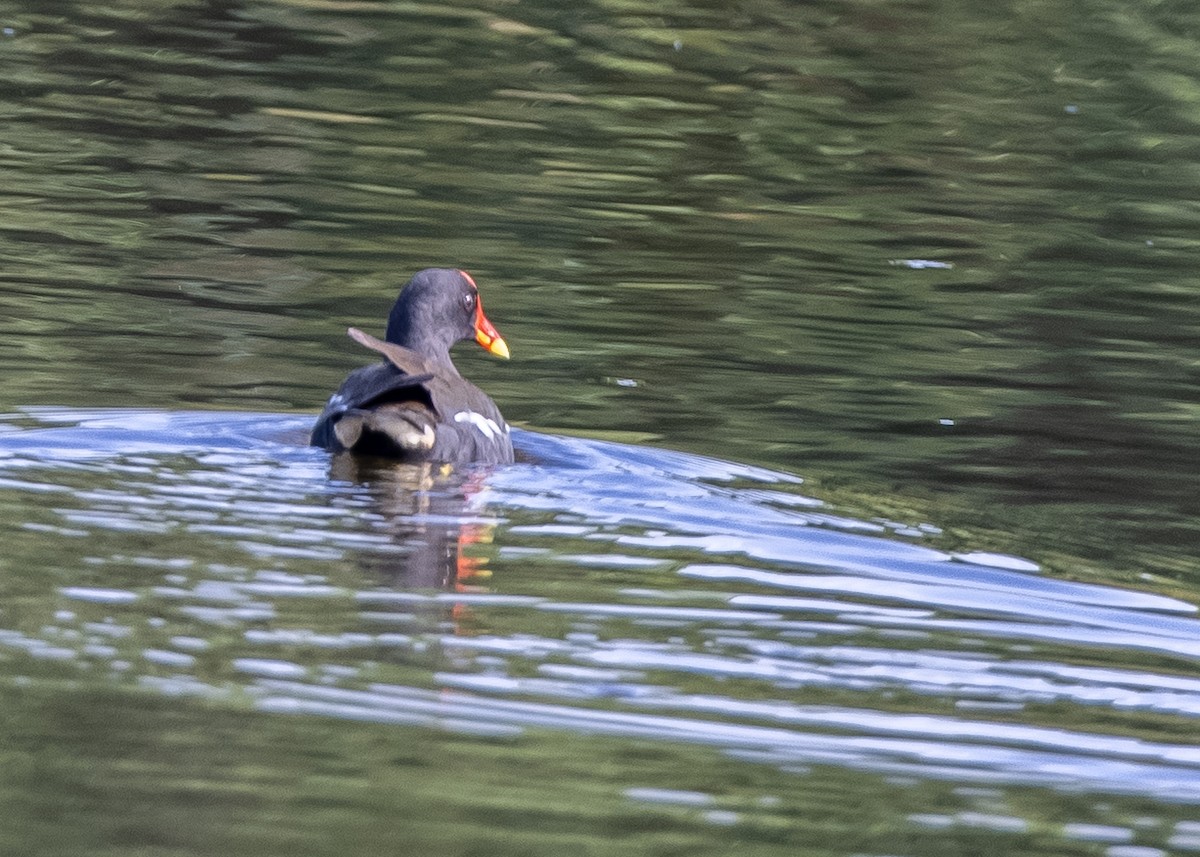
(1, 1), (1198, 854)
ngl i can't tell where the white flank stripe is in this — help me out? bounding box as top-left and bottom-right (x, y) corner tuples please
(454, 410), (502, 441)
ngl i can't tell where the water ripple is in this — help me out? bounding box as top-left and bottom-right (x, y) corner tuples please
(0, 407), (1198, 814)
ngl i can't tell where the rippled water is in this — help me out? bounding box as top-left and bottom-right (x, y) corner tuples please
(2, 0), (1200, 853)
(2, 409), (1199, 854)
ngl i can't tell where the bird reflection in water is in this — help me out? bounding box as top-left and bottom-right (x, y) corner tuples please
(326, 454), (499, 598)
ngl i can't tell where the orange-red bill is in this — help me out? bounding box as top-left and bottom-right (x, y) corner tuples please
(473, 300), (509, 359)
(459, 270), (509, 359)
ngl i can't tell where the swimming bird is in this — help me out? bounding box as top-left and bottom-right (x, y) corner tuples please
(310, 268), (513, 464)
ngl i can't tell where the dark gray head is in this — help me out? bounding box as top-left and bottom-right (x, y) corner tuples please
(384, 268), (508, 366)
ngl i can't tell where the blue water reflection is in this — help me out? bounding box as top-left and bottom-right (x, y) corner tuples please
(1, 407), (1198, 815)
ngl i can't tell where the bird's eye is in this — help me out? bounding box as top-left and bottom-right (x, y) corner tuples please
(463, 292), (476, 312)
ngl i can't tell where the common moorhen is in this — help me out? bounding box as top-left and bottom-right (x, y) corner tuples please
(310, 268), (513, 464)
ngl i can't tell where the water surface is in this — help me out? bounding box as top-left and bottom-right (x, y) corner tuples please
(2, 408), (1199, 855)
(0, 1), (1198, 854)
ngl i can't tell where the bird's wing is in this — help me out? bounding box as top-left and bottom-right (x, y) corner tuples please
(310, 359), (436, 450)
(347, 327), (431, 376)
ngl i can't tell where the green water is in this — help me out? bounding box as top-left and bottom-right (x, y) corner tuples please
(2, 0), (1197, 574)
(0, 0), (1198, 853)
